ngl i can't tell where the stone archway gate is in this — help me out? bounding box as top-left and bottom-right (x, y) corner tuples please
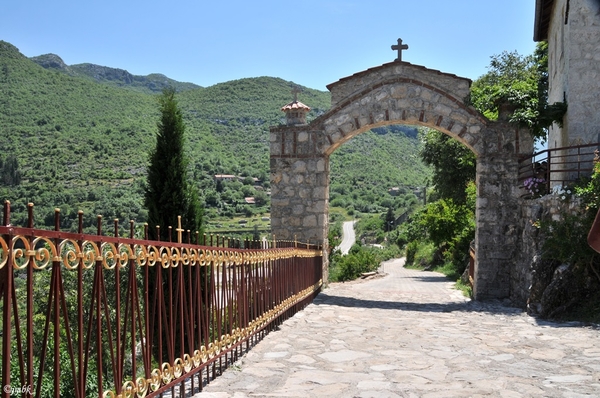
(270, 61), (533, 300)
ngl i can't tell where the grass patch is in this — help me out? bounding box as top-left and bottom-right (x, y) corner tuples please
(454, 278), (473, 298)
(432, 261), (462, 281)
(329, 206), (354, 222)
(404, 240), (472, 298)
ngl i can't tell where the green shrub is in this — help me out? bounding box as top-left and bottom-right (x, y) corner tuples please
(405, 241), (436, 268)
(329, 243), (387, 282)
(536, 162), (600, 320)
(405, 241), (419, 265)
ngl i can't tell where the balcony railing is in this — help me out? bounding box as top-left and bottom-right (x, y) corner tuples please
(518, 143), (600, 196)
(0, 201), (323, 398)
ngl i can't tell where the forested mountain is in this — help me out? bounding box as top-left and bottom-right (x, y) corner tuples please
(0, 40), (430, 233)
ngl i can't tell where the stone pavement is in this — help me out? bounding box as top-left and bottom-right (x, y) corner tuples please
(196, 258), (600, 397)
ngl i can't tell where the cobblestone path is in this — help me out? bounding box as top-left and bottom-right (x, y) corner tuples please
(196, 258), (600, 397)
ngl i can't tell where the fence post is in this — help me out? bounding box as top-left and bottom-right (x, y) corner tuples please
(1, 201), (13, 398)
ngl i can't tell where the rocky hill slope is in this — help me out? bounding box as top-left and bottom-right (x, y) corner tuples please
(30, 52), (200, 94)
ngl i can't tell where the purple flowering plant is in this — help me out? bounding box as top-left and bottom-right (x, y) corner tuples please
(524, 177), (546, 197)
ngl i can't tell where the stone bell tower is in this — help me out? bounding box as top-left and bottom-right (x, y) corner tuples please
(281, 87), (310, 125)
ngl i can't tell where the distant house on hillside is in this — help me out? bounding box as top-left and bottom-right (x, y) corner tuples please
(244, 197), (256, 205)
(534, 0), (600, 148)
(214, 174), (237, 181)
(388, 187), (401, 196)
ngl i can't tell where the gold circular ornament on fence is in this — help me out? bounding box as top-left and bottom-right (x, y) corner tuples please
(158, 246), (171, 268)
(204, 249), (213, 263)
(135, 376), (149, 398)
(235, 251), (244, 265)
(81, 241), (99, 268)
(199, 248), (207, 265)
(145, 245), (160, 267)
(0, 236), (8, 269)
(200, 346), (208, 363)
(212, 250), (221, 265)
(101, 242), (119, 269)
(225, 250), (234, 265)
(120, 380), (137, 398)
(183, 353), (193, 372)
(11, 235), (31, 270)
(149, 368), (162, 391)
(224, 333), (232, 348)
(31, 236), (57, 270)
(172, 357), (184, 378)
(58, 239), (80, 270)
(133, 244), (147, 267)
(169, 247), (181, 267)
(193, 349), (202, 367)
(189, 248), (200, 265)
(161, 362), (173, 384)
(117, 243), (133, 267)
(180, 247), (191, 265)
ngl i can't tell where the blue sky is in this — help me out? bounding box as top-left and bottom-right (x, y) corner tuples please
(1, 1), (536, 91)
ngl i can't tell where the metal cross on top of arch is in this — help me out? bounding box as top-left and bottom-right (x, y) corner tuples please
(391, 38), (409, 62)
(291, 86), (301, 102)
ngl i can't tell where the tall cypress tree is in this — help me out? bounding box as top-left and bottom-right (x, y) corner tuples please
(145, 87), (204, 364)
(145, 87), (202, 241)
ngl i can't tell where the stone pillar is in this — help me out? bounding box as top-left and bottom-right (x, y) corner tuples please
(473, 122), (524, 300)
(270, 125), (330, 280)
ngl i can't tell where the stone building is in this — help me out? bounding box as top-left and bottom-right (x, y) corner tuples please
(534, 0), (600, 148)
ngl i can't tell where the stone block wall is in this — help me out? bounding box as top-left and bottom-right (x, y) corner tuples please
(327, 62), (472, 107)
(512, 194), (582, 307)
(269, 155), (329, 244)
(473, 150), (521, 300)
(547, 0), (600, 148)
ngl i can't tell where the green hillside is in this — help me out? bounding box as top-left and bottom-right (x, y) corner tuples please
(0, 40), (430, 234)
(330, 125), (429, 214)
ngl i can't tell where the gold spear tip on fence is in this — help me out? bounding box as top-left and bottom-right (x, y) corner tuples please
(176, 215), (184, 244)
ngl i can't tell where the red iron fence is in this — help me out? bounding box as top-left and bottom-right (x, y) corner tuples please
(518, 143), (599, 196)
(0, 201), (323, 398)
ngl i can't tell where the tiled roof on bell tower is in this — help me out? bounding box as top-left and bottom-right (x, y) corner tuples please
(280, 100), (311, 112)
(281, 86), (310, 126)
